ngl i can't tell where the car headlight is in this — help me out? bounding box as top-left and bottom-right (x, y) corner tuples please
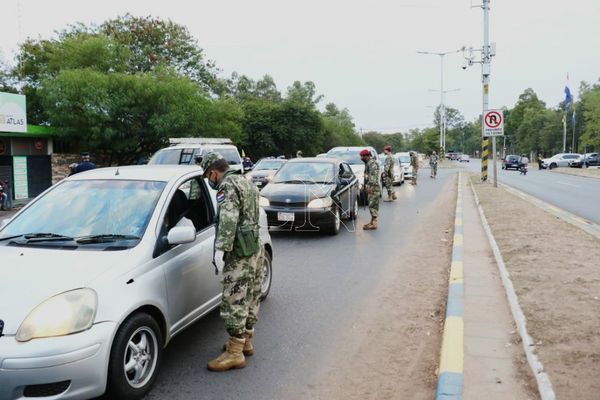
(307, 197), (333, 208)
(16, 288), (97, 342)
(259, 196), (270, 207)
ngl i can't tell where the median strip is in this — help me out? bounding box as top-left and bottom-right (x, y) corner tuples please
(435, 172), (464, 400)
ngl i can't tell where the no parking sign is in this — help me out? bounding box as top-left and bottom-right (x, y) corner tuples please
(483, 109), (504, 137)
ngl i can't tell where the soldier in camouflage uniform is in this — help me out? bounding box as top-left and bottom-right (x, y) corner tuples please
(430, 151), (439, 178)
(410, 151), (419, 185)
(200, 152), (264, 372)
(382, 145), (397, 202)
(360, 149), (380, 230)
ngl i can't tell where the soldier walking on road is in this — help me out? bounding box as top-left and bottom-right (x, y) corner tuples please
(200, 152), (264, 372)
(410, 151), (419, 185)
(360, 149), (380, 230)
(383, 145), (397, 201)
(430, 151), (439, 178)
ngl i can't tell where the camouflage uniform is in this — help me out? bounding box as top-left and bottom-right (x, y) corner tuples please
(215, 170), (263, 337)
(430, 153), (439, 178)
(410, 152), (419, 184)
(364, 158), (381, 217)
(383, 153), (395, 197)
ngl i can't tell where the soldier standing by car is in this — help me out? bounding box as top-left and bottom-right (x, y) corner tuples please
(430, 151), (439, 178)
(360, 149), (380, 230)
(200, 152), (264, 372)
(383, 145), (397, 202)
(410, 151), (419, 185)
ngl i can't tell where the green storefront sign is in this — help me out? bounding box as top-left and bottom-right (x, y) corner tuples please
(0, 93), (27, 133)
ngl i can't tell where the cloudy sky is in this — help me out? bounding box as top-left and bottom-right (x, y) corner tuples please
(1, 0), (599, 132)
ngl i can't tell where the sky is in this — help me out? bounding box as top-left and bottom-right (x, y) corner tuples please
(1, 0), (599, 133)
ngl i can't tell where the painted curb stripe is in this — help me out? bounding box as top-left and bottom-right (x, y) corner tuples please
(436, 172), (464, 400)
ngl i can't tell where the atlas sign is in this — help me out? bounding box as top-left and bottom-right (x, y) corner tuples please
(0, 92), (27, 133)
(483, 109), (504, 137)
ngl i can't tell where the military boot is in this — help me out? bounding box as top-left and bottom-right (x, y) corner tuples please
(383, 193), (393, 202)
(207, 336), (246, 372)
(222, 329), (255, 356)
(392, 192), (397, 200)
(363, 217), (378, 230)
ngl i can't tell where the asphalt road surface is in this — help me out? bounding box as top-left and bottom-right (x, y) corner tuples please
(463, 159), (600, 224)
(141, 168), (456, 400)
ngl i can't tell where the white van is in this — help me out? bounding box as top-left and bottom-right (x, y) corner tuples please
(148, 138), (243, 172)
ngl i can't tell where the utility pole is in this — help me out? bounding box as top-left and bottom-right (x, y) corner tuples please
(417, 49), (460, 159)
(429, 88), (460, 153)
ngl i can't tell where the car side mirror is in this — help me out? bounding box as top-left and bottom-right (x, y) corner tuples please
(339, 177), (352, 186)
(167, 226), (196, 245)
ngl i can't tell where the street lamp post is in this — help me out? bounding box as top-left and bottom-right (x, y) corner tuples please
(428, 88), (461, 153)
(417, 49), (460, 158)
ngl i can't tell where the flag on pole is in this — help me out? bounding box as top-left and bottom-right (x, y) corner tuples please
(564, 73), (572, 109)
(572, 109), (576, 125)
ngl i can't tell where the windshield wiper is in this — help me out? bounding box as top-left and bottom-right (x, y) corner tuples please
(76, 234), (141, 244)
(2, 232), (75, 243)
(274, 180), (307, 184)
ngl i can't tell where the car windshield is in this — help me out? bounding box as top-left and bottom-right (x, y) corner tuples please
(398, 156), (410, 164)
(255, 160), (285, 170)
(206, 148), (241, 165)
(148, 149), (184, 165)
(326, 150), (363, 165)
(272, 162), (335, 184)
(1, 180), (165, 245)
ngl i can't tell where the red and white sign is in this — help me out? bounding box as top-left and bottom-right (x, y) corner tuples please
(483, 109), (504, 137)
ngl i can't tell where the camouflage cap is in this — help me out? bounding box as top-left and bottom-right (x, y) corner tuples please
(199, 151), (224, 176)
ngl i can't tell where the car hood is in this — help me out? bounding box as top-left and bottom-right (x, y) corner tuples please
(0, 247), (130, 334)
(262, 183), (334, 203)
(247, 170), (277, 179)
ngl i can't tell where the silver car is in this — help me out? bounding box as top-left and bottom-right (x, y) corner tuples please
(0, 165), (273, 399)
(541, 153), (581, 169)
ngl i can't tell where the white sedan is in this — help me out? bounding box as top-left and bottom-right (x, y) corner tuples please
(541, 153), (581, 169)
(0, 165), (273, 399)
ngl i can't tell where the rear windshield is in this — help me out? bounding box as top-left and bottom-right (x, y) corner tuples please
(255, 160), (285, 170)
(326, 150), (363, 165)
(204, 148), (241, 165)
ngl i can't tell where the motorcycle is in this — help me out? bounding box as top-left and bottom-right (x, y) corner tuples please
(519, 163), (528, 175)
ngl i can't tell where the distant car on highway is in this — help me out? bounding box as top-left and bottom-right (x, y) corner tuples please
(148, 139), (243, 172)
(378, 154), (405, 185)
(541, 153), (581, 169)
(260, 158), (359, 235)
(502, 155), (521, 170)
(459, 154), (470, 163)
(245, 158), (287, 189)
(569, 153), (598, 168)
(326, 146), (381, 205)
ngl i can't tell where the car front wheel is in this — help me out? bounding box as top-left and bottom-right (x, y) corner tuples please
(349, 197), (359, 220)
(550, 163), (557, 169)
(324, 206), (341, 235)
(106, 313), (163, 400)
(260, 249), (272, 300)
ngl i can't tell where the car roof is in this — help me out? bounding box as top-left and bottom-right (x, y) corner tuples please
(65, 165), (203, 182)
(328, 146), (374, 151)
(162, 143), (238, 150)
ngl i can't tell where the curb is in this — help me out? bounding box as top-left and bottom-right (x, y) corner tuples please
(435, 172), (464, 400)
(469, 179), (556, 400)
(499, 183), (600, 240)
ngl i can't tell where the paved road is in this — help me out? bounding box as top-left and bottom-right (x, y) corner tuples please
(141, 169), (456, 400)
(462, 159), (600, 224)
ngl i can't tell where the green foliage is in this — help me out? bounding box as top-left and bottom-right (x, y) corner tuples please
(579, 81), (600, 151)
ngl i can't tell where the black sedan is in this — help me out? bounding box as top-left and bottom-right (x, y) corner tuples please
(245, 158), (287, 189)
(259, 158), (359, 235)
(502, 155), (521, 170)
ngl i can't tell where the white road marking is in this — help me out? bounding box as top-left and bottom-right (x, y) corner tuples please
(557, 181), (581, 188)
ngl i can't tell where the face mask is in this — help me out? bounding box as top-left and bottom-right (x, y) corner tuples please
(207, 171), (219, 190)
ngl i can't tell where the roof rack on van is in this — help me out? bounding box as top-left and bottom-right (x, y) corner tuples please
(168, 138), (233, 145)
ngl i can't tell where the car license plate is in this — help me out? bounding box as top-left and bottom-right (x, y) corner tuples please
(254, 181), (262, 186)
(277, 212), (295, 222)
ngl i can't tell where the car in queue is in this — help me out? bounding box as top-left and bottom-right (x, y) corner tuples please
(378, 154), (405, 185)
(148, 138), (243, 173)
(0, 165), (273, 400)
(245, 158), (287, 189)
(569, 153), (598, 168)
(502, 154), (521, 170)
(325, 146), (381, 206)
(541, 153), (581, 169)
(459, 154), (470, 163)
(259, 158), (359, 235)
(396, 152), (413, 180)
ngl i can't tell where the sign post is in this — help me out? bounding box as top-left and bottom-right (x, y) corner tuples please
(483, 109), (504, 187)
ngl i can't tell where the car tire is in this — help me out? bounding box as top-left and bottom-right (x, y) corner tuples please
(550, 163), (557, 169)
(359, 189), (368, 206)
(106, 313), (163, 400)
(324, 206), (341, 235)
(260, 249), (272, 300)
(349, 197), (359, 220)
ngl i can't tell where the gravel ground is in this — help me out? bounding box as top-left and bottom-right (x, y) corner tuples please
(472, 178), (600, 399)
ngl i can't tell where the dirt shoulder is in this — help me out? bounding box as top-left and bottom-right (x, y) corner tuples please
(471, 177), (600, 400)
(299, 175), (457, 400)
(549, 166), (600, 179)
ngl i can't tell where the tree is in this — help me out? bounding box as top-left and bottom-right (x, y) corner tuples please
(286, 81), (323, 107)
(321, 103), (364, 149)
(579, 80), (600, 151)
